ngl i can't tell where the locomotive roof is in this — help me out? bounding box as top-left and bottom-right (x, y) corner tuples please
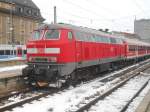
(39, 23), (116, 38)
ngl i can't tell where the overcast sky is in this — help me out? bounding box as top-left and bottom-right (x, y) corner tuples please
(32, 0), (150, 33)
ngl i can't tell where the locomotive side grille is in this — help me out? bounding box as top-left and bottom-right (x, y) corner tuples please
(29, 56), (57, 62)
(34, 57), (48, 62)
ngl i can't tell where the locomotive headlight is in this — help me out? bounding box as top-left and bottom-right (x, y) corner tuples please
(27, 48), (37, 54)
(45, 48), (60, 54)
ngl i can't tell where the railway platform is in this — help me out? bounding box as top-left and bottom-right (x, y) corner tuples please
(0, 56), (26, 67)
(0, 65), (27, 96)
(0, 65), (27, 79)
(0, 70), (22, 79)
(135, 89), (150, 112)
(0, 56), (26, 79)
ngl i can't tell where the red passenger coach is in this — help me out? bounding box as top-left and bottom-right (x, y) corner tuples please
(23, 23), (150, 87)
(124, 38), (150, 59)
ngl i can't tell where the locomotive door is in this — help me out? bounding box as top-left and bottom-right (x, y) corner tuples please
(75, 41), (82, 63)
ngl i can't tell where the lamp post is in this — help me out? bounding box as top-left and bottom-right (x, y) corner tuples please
(54, 6), (57, 24)
(9, 0), (15, 55)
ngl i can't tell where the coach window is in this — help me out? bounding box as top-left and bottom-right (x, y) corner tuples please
(75, 31), (81, 41)
(87, 34), (91, 42)
(97, 36), (102, 42)
(92, 34), (97, 42)
(106, 38), (110, 43)
(129, 45), (135, 51)
(110, 38), (117, 44)
(91, 34), (96, 42)
(119, 39), (123, 44)
(116, 38), (122, 44)
(101, 37), (107, 43)
(68, 32), (73, 40)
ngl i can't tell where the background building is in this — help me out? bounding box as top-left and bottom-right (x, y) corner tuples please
(134, 19), (150, 43)
(0, 0), (44, 45)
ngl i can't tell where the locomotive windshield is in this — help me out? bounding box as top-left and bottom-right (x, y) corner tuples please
(45, 29), (59, 39)
(32, 30), (43, 40)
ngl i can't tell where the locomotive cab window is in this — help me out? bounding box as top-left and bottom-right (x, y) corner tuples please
(68, 32), (73, 40)
(45, 29), (59, 39)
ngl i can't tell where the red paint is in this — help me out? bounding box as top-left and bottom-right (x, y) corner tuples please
(26, 26), (150, 63)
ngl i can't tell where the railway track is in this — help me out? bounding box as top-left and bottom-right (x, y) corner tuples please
(0, 88), (60, 112)
(73, 62), (150, 112)
(86, 75), (150, 112)
(119, 75), (149, 112)
(0, 59), (150, 112)
(0, 88), (31, 101)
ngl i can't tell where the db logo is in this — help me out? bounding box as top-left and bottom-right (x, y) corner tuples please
(38, 48), (44, 53)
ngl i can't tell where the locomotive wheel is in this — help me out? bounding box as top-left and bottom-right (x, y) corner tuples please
(65, 71), (78, 87)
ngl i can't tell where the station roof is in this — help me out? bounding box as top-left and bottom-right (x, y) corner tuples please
(0, 0), (38, 9)
(0, 0), (44, 21)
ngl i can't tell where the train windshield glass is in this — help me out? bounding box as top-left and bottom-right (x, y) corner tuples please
(32, 30), (43, 40)
(45, 29), (59, 39)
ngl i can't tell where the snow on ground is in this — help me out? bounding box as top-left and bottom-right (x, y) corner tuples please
(88, 74), (150, 112)
(8, 66), (149, 112)
(0, 65), (27, 73)
(3, 61), (149, 112)
(7, 74), (119, 112)
(9, 79), (109, 112)
(125, 77), (150, 112)
(0, 55), (27, 73)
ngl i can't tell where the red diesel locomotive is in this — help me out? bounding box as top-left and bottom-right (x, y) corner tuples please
(23, 23), (150, 87)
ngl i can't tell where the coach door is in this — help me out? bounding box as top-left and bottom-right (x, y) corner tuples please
(17, 47), (22, 57)
(75, 41), (82, 63)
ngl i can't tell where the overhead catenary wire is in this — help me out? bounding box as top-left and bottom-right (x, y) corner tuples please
(57, 0), (149, 23)
(62, 0), (111, 20)
(40, 10), (136, 32)
(131, 0), (145, 13)
(84, 0), (120, 16)
(41, 0), (150, 23)
(39, 0), (150, 32)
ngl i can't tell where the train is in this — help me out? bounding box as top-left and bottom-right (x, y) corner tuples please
(0, 45), (26, 57)
(22, 23), (150, 87)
